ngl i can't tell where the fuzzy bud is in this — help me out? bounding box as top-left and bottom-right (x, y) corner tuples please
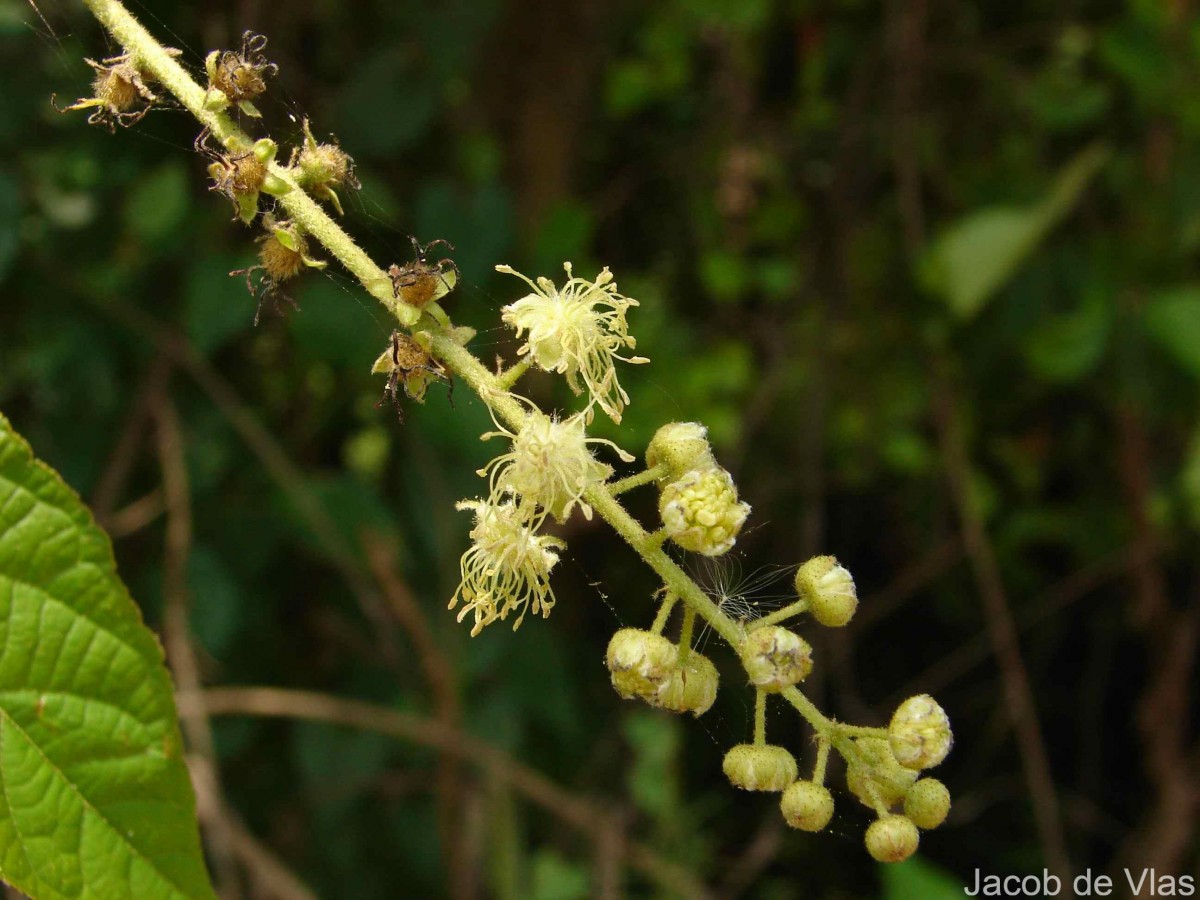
(780, 781), (834, 832)
(904, 778), (951, 830)
(889, 694), (953, 770)
(606, 629), (677, 701)
(722, 744), (798, 792)
(654, 650), (719, 717)
(794, 555), (858, 627)
(864, 815), (920, 863)
(646, 422), (715, 481)
(846, 737), (918, 810)
(293, 119), (358, 215)
(740, 627), (813, 692)
(659, 467), (750, 556)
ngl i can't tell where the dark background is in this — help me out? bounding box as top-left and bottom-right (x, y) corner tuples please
(2, 0), (1199, 897)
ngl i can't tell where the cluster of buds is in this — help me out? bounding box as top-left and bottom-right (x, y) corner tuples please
(646, 422), (750, 557)
(606, 628), (718, 716)
(602, 545), (951, 863)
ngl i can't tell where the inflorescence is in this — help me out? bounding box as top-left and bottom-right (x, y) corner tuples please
(66, 2), (954, 865)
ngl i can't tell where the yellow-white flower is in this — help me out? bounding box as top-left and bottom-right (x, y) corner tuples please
(497, 262), (648, 423)
(450, 499), (564, 636)
(479, 407), (633, 523)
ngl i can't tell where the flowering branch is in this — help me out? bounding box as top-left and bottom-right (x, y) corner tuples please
(75, 0), (956, 864)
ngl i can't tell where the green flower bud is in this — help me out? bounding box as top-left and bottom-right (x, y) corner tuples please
(889, 694), (953, 770)
(722, 744), (798, 792)
(606, 628), (676, 701)
(864, 815), (919, 863)
(646, 422), (715, 480)
(740, 626), (813, 692)
(780, 780), (834, 832)
(904, 778), (951, 830)
(846, 737), (918, 810)
(794, 555), (858, 627)
(654, 650), (719, 717)
(659, 467), (750, 556)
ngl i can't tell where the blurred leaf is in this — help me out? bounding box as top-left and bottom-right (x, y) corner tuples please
(1144, 287), (1200, 377)
(625, 711), (681, 823)
(922, 144), (1108, 319)
(290, 277), (383, 369)
(880, 856), (964, 899)
(335, 51), (437, 157)
(701, 250), (751, 303)
(1023, 290), (1112, 382)
(0, 412), (213, 899)
(187, 545), (244, 657)
(124, 161), (190, 244)
(1181, 424), (1200, 530)
(0, 170), (19, 283)
(529, 850), (589, 900)
(185, 252), (255, 355)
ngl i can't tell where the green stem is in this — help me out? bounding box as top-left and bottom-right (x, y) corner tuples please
(751, 596), (807, 630)
(753, 689), (767, 745)
(608, 463), (667, 496)
(650, 592), (677, 635)
(813, 737), (830, 785)
(494, 357), (532, 392)
(676, 607), (696, 664)
(82, 0), (418, 326)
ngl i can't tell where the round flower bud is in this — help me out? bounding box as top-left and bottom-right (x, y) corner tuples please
(659, 467), (750, 557)
(794, 555), (858, 627)
(889, 694), (953, 770)
(654, 650), (719, 717)
(846, 737), (918, 810)
(722, 744), (798, 792)
(904, 778), (951, 830)
(780, 780), (834, 832)
(740, 627), (813, 692)
(606, 629), (676, 701)
(864, 815), (919, 863)
(646, 422), (715, 480)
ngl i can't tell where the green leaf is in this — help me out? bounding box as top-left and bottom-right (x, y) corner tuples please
(0, 412), (214, 899)
(1144, 287), (1200, 378)
(123, 161), (190, 245)
(881, 855), (965, 900)
(922, 144), (1109, 319)
(1023, 290), (1112, 383)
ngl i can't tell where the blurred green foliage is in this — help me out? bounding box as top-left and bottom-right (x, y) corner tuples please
(3, 0), (1200, 895)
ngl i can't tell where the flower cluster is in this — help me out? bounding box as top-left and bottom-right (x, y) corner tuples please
(448, 500), (565, 636)
(497, 263), (648, 423)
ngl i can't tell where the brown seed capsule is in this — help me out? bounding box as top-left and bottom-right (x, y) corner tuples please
(56, 50), (179, 131)
(371, 330), (452, 420)
(207, 32), (277, 107)
(388, 236), (459, 310)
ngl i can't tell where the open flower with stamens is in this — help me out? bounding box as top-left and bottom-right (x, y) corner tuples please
(479, 405), (634, 523)
(450, 499), (565, 636)
(497, 262), (649, 423)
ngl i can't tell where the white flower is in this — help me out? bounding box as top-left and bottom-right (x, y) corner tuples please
(497, 262), (649, 423)
(450, 499), (564, 636)
(479, 406), (634, 523)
